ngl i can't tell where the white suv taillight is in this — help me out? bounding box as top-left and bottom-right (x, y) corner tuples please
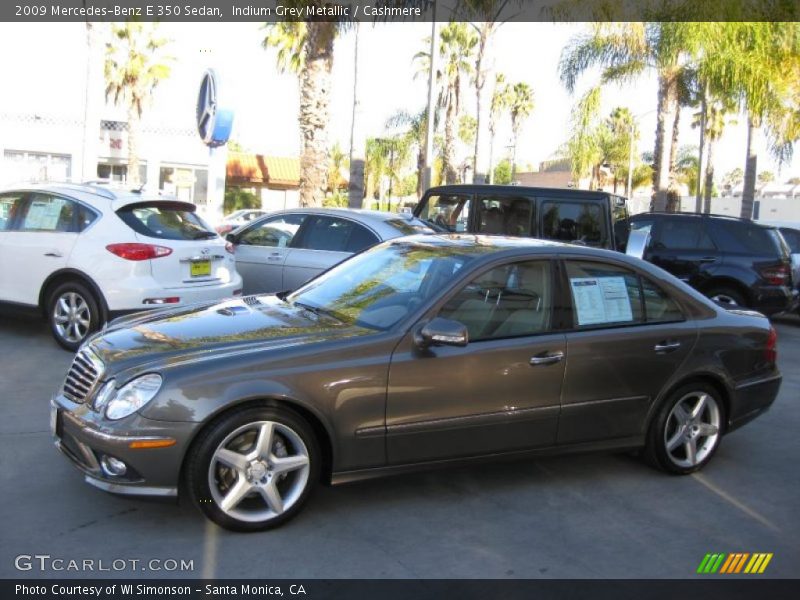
(106, 243), (173, 261)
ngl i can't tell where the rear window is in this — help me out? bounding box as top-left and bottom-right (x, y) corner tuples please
(709, 220), (784, 256)
(117, 203), (217, 240)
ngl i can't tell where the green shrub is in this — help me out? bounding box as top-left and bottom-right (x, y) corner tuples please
(224, 188), (261, 215)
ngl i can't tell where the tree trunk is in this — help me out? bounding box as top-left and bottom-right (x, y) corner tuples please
(740, 116), (758, 220)
(347, 22), (365, 208)
(703, 137), (715, 214)
(487, 129), (495, 184)
(299, 22), (334, 207)
(126, 103), (141, 187)
(666, 105), (681, 213)
(443, 96), (458, 185)
(472, 25), (489, 184)
(695, 89), (706, 213)
(416, 145), (425, 199)
(651, 71), (678, 212)
(510, 127), (519, 183)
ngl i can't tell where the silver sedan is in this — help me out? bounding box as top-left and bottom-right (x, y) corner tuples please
(226, 208), (433, 294)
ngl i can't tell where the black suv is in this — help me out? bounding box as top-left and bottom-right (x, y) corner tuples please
(625, 213), (795, 315)
(414, 185), (629, 251)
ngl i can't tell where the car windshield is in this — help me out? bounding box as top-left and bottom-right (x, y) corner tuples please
(286, 239), (485, 331)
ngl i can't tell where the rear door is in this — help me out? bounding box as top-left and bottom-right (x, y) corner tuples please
(282, 215), (378, 291)
(474, 192), (535, 236)
(557, 259), (696, 444)
(115, 201), (231, 291)
(538, 198), (610, 248)
(232, 213), (308, 294)
(5, 192), (81, 305)
(645, 216), (718, 287)
(0, 191), (28, 302)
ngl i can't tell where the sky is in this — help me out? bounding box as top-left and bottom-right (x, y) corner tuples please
(0, 21), (797, 181)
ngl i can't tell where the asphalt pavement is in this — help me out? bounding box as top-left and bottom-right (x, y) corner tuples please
(1, 313), (798, 579)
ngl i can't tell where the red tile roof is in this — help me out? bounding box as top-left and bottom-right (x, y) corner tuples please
(227, 152), (300, 188)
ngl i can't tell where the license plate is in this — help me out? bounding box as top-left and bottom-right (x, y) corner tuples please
(190, 260), (211, 277)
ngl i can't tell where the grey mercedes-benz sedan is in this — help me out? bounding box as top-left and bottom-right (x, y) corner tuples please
(227, 207), (433, 294)
(52, 235), (781, 531)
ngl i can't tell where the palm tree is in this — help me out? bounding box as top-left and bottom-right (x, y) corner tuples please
(487, 73), (509, 184)
(694, 22), (800, 219)
(414, 23), (478, 185)
(460, 0), (516, 183)
(603, 107), (637, 193)
(692, 94), (737, 212)
(387, 109), (431, 199)
(559, 23), (701, 211)
(507, 82), (534, 182)
(263, 11), (343, 207)
(104, 23), (172, 187)
(564, 87), (603, 189)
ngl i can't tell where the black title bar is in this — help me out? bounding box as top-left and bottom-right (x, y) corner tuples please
(3, 0), (799, 23)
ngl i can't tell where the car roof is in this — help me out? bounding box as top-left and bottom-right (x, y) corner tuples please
(632, 211), (778, 228)
(424, 184), (623, 200)
(0, 182), (193, 212)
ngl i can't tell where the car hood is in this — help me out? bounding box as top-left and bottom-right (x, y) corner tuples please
(87, 296), (373, 375)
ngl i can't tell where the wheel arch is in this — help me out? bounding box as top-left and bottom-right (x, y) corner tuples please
(645, 371), (732, 435)
(179, 396), (336, 491)
(699, 276), (752, 307)
(39, 269), (109, 321)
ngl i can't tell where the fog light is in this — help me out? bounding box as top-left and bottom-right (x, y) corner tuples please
(100, 455), (127, 477)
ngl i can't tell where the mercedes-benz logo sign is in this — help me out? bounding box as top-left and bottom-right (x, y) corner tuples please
(196, 69), (234, 148)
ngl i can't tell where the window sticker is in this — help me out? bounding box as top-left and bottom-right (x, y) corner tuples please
(24, 199), (64, 230)
(570, 276), (633, 325)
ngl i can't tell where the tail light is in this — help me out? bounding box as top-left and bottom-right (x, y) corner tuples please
(106, 243), (173, 261)
(765, 326), (778, 364)
(760, 265), (789, 286)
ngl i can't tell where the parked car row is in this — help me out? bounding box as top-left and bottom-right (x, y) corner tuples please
(1, 182), (797, 352)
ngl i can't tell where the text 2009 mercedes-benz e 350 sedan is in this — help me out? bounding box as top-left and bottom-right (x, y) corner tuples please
(51, 235), (781, 531)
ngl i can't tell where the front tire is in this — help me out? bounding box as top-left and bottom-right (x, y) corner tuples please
(186, 406), (320, 532)
(645, 383), (724, 474)
(47, 281), (101, 351)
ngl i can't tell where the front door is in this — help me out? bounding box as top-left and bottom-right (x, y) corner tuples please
(387, 259), (565, 464)
(557, 259), (697, 444)
(645, 216), (718, 288)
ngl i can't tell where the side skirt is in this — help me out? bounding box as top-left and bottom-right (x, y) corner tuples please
(330, 436), (644, 485)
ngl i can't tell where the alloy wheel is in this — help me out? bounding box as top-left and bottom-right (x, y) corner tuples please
(207, 420), (310, 523)
(663, 391), (721, 468)
(711, 293), (738, 307)
(53, 291), (92, 343)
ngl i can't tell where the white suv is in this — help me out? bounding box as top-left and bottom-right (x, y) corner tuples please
(0, 183), (242, 350)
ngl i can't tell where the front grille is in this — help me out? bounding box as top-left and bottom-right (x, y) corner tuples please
(62, 349), (103, 403)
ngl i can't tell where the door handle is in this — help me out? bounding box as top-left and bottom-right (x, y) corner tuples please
(698, 257), (717, 264)
(529, 351), (564, 366)
(44, 251), (62, 258)
(654, 340), (681, 353)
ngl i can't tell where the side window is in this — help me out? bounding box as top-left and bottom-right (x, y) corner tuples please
(18, 193), (77, 232)
(238, 214), (306, 248)
(641, 278), (684, 323)
(299, 216), (375, 253)
(566, 261), (643, 328)
(345, 223), (379, 253)
(77, 205), (99, 232)
(418, 194), (472, 232)
(780, 228), (800, 253)
(652, 218), (715, 250)
(0, 192), (26, 231)
(611, 197), (629, 249)
(710, 220), (781, 255)
(541, 201), (607, 247)
(439, 261), (552, 341)
(476, 195), (534, 236)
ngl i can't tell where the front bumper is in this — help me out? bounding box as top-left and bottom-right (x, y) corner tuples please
(51, 394), (196, 497)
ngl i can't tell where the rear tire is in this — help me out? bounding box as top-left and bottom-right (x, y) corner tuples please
(705, 286), (747, 309)
(645, 383), (724, 475)
(186, 406), (320, 532)
(46, 281), (101, 351)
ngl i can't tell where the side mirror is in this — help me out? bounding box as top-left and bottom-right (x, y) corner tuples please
(416, 317), (469, 348)
(625, 229), (651, 260)
(225, 232), (237, 244)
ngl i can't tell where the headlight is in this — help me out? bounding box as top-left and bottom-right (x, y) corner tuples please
(105, 374), (162, 420)
(92, 379), (116, 411)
